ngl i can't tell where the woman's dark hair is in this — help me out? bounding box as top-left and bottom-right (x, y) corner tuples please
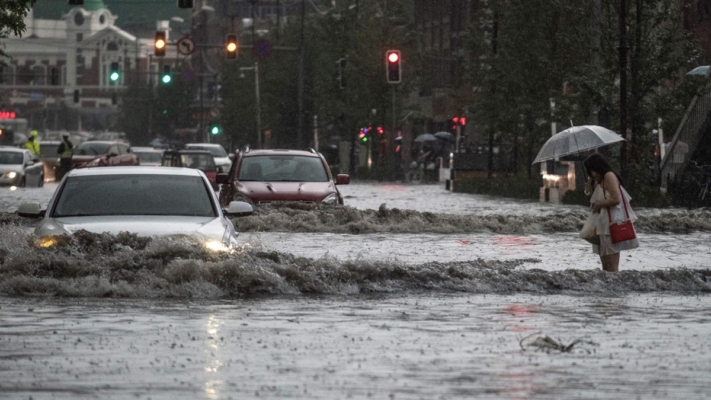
(583, 153), (622, 184)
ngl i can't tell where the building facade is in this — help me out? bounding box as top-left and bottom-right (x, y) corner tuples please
(0, 0), (179, 133)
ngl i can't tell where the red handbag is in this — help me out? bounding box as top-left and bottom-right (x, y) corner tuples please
(603, 182), (637, 244)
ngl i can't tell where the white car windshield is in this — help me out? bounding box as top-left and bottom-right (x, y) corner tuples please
(134, 151), (162, 163)
(0, 152), (23, 165)
(52, 174), (216, 217)
(239, 155), (328, 182)
(187, 145), (227, 158)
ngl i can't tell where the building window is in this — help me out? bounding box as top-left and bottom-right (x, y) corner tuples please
(74, 12), (85, 26)
(50, 67), (61, 85)
(0, 65), (15, 85)
(107, 42), (118, 51)
(76, 33), (83, 42)
(76, 54), (85, 77)
(32, 65), (46, 85)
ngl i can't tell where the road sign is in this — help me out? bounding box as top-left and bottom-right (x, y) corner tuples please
(253, 38), (273, 59)
(177, 36), (196, 56)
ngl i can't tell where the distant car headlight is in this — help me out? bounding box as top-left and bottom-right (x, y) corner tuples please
(204, 240), (230, 252)
(5, 172), (17, 179)
(322, 193), (338, 204)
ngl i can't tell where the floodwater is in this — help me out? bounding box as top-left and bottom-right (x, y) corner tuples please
(1, 182), (710, 399)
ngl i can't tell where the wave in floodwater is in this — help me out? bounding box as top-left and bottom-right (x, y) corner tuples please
(1, 227), (710, 298)
(3, 205), (710, 235)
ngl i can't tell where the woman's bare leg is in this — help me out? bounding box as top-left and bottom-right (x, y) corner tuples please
(600, 253), (620, 272)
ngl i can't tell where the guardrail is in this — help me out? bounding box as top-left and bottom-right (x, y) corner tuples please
(661, 70), (711, 190)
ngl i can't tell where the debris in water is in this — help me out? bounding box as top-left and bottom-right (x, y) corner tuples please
(519, 332), (597, 353)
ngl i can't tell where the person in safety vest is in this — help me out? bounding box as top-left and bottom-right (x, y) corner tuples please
(57, 132), (74, 180)
(24, 130), (40, 158)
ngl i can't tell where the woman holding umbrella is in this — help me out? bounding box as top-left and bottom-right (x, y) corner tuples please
(584, 153), (639, 272)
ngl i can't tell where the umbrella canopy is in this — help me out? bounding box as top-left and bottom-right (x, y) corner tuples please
(687, 65), (709, 76)
(532, 125), (625, 164)
(434, 131), (454, 141)
(414, 133), (437, 143)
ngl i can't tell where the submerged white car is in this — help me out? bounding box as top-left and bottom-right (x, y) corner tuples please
(18, 166), (253, 250)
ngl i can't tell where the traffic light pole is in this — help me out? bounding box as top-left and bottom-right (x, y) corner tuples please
(240, 63), (261, 148)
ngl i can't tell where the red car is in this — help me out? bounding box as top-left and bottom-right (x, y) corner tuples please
(72, 141), (139, 169)
(219, 148), (350, 206)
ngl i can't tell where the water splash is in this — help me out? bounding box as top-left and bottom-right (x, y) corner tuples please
(1, 227), (709, 298)
(231, 203), (711, 234)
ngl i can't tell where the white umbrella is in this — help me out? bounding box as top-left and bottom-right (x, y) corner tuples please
(532, 125), (625, 164)
(414, 133), (437, 143)
(434, 131), (454, 141)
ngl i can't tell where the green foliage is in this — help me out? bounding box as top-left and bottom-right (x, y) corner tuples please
(466, 0), (702, 179)
(454, 174), (541, 200)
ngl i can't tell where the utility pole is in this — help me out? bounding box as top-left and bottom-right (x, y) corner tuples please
(240, 63), (261, 148)
(297, 0), (306, 149)
(349, 0), (359, 177)
(619, 0), (628, 181)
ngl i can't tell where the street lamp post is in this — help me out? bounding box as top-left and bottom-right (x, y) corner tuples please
(240, 62), (261, 148)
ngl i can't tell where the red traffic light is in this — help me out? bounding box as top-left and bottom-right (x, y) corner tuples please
(386, 50), (401, 84)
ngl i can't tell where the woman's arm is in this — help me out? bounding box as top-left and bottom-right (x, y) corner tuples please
(591, 172), (621, 212)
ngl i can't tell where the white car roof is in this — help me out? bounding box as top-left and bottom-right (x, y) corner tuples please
(186, 143), (223, 148)
(66, 166), (203, 177)
(132, 147), (163, 152)
(0, 146), (27, 153)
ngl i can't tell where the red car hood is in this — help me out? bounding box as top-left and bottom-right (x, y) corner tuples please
(239, 181), (335, 203)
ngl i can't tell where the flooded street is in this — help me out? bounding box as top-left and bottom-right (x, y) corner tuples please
(1, 182), (711, 399)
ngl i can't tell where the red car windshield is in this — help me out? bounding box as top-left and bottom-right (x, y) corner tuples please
(239, 155), (328, 182)
(75, 143), (110, 155)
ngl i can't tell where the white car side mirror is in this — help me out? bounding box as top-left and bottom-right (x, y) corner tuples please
(18, 202), (44, 218)
(224, 201), (253, 217)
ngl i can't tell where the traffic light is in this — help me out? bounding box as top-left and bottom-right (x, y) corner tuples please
(377, 126), (384, 135)
(210, 125), (221, 135)
(155, 31), (166, 57)
(386, 50), (401, 84)
(161, 65), (172, 84)
(177, 0), (194, 8)
(226, 34), (238, 59)
(358, 128), (369, 143)
(109, 62), (120, 83)
(68, 0), (84, 5)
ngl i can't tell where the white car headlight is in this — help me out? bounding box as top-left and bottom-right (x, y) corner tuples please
(205, 240), (230, 252)
(6, 172), (17, 179)
(322, 193), (338, 204)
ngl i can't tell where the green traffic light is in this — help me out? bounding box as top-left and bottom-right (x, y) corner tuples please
(211, 126), (220, 135)
(110, 72), (119, 82)
(162, 74), (172, 84)
(361, 137), (368, 143)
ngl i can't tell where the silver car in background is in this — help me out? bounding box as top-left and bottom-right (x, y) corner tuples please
(185, 143), (232, 173)
(18, 166), (253, 250)
(0, 146), (44, 187)
(131, 146), (164, 167)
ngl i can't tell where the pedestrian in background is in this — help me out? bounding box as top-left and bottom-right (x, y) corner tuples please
(584, 153), (639, 272)
(24, 130), (40, 158)
(57, 132), (74, 180)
